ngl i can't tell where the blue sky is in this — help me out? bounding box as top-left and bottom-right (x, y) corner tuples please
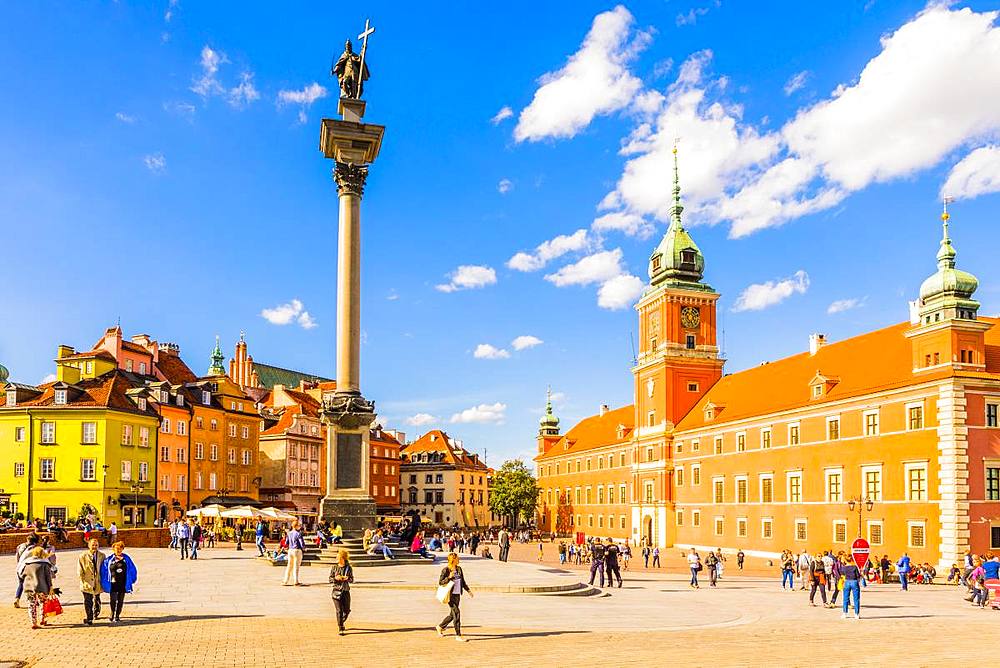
(3, 1), (1000, 465)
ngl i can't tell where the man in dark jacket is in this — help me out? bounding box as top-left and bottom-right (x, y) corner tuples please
(604, 539), (622, 588)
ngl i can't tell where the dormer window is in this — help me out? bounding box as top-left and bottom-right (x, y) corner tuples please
(704, 406), (714, 421)
(202, 391), (211, 405)
(160, 390), (169, 403)
(176, 395), (184, 407)
(54, 389), (67, 405)
(6, 389), (16, 407)
(680, 249), (696, 267)
(812, 384), (823, 398)
(137, 397), (147, 411)
(651, 255), (662, 272)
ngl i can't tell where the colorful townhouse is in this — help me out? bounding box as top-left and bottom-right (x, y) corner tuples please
(400, 430), (493, 528)
(0, 350), (159, 525)
(536, 155), (1000, 572)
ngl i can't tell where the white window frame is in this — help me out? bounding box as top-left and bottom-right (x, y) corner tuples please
(713, 516), (724, 536)
(14, 462), (25, 477)
(139, 426), (149, 447)
(122, 424), (133, 445)
(904, 461), (929, 501)
(862, 464), (883, 501)
(121, 460), (132, 482)
(867, 520), (884, 546)
(41, 422), (56, 444)
(794, 518), (808, 542)
(39, 458), (55, 481)
(692, 439), (700, 452)
(737, 516), (748, 538)
(905, 401), (925, 431)
(14, 426), (25, 442)
(786, 471), (803, 503)
(761, 517), (773, 539)
(676, 509), (684, 526)
(54, 389), (67, 405)
(735, 475), (748, 504)
(825, 467), (844, 503)
(692, 509), (701, 527)
(177, 420), (186, 436)
(82, 422), (97, 444)
(907, 520), (926, 549)
(760, 427), (772, 449)
(80, 458), (96, 481)
(736, 431), (746, 452)
(676, 465), (684, 487)
(826, 415), (841, 441)
(833, 520), (848, 544)
(138, 461), (149, 482)
(788, 422), (800, 446)
(863, 409), (880, 436)
(759, 473), (774, 503)
(162, 418), (171, 434)
(712, 476), (725, 504)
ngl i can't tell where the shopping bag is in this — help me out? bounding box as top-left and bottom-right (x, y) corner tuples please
(837, 576), (845, 591)
(43, 596), (63, 617)
(436, 583), (452, 604)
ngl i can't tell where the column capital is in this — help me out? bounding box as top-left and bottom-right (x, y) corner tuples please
(334, 161), (369, 197)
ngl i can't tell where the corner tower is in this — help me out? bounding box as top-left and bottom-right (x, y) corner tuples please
(537, 387), (561, 455)
(633, 147), (724, 432)
(906, 202), (991, 373)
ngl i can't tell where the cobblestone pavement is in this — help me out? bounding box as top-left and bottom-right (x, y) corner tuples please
(1, 544), (995, 667)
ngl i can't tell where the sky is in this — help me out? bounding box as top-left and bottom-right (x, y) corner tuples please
(3, 1), (1000, 467)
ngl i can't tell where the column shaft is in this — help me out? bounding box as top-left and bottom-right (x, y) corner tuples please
(337, 191), (361, 394)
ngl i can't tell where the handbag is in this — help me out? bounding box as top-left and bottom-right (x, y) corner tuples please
(43, 596), (63, 617)
(837, 575), (846, 591)
(436, 583), (453, 604)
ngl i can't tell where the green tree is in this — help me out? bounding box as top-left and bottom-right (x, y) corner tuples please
(488, 459), (540, 529)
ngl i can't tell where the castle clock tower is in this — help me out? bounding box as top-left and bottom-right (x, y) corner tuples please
(631, 147), (724, 549)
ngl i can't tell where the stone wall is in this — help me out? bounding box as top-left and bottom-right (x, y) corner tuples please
(0, 528), (170, 554)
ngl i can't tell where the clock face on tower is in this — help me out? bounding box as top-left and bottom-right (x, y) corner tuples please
(680, 306), (700, 329)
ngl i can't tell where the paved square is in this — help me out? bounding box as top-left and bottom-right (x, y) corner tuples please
(1, 544), (995, 667)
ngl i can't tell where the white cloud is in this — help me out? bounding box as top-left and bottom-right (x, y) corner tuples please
(601, 6), (1000, 238)
(827, 297), (865, 314)
(228, 71), (260, 108)
(514, 5), (650, 142)
(597, 274), (644, 310)
(783, 70), (810, 96)
(436, 265), (497, 292)
(163, 101), (196, 119)
(732, 270), (810, 312)
(277, 82), (328, 124)
(592, 211), (654, 238)
(491, 106), (513, 124)
(942, 145), (1000, 200)
(39, 373), (56, 385)
(450, 402), (507, 424)
(406, 413), (438, 427)
(511, 335), (543, 351)
(497, 178), (513, 194)
(192, 45), (225, 97)
(164, 0), (178, 22)
(676, 6), (711, 27)
(544, 249), (626, 287)
(143, 152), (166, 173)
(260, 299), (317, 329)
(115, 112), (136, 124)
(473, 344), (510, 360)
(507, 229), (590, 272)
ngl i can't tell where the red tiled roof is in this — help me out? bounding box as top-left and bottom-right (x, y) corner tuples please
(56, 350), (116, 362)
(401, 430), (490, 471)
(121, 340), (153, 355)
(674, 317), (1000, 432)
(0, 370), (158, 417)
(156, 354), (198, 385)
(536, 405), (635, 460)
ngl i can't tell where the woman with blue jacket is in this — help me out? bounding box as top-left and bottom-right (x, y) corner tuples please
(100, 541), (137, 623)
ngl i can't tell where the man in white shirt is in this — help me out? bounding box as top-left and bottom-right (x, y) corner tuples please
(797, 550), (812, 591)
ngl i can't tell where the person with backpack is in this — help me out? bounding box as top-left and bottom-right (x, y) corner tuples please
(705, 550), (719, 587)
(687, 548), (702, 589)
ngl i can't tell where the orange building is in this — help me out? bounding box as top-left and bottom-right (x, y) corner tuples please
(537, 155), (1000, 572)
(370, 427), (402, 514)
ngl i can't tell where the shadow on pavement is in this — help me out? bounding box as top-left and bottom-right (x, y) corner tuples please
(110, 614), (265, 626)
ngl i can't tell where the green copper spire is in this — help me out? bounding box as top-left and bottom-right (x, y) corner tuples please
(648, 145), (711, 292)
(0, 361), (8, 386)
(208, 335), (226, 376)
(919, 201), (979, 303)
(538, 386), (560, 437)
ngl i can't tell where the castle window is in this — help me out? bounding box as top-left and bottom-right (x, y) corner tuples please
(652, 255), (661, 271)
(647, 411), (656, 427)
(907, 404), (924, 430)
(987, 403), (999, 427)
(680, 249), (696, 266)
(685, 335), (696, 350)
(812, 384), (823, 397)
(687, 382), (699, 392)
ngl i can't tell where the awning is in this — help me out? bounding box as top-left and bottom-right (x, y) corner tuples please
(119, 494), (158, 506)
(196, 495), (263, 508)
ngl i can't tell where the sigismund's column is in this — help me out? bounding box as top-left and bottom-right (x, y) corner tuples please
(318, 22), (385, 532)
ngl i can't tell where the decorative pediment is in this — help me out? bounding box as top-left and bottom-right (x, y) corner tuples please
(703, 400), (725, 421)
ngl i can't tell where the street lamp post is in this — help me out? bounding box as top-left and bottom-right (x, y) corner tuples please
(847, 496), (874, 538)
(130, 482), (144, 527)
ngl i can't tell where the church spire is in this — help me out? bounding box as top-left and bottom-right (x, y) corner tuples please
(208, 335), (226, 376)
(538, 385), (560, 437)
(669, 142), (684, 228)
(648, 144), (709, 290)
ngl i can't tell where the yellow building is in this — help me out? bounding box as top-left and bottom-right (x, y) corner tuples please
(0, 350), (160, 525)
